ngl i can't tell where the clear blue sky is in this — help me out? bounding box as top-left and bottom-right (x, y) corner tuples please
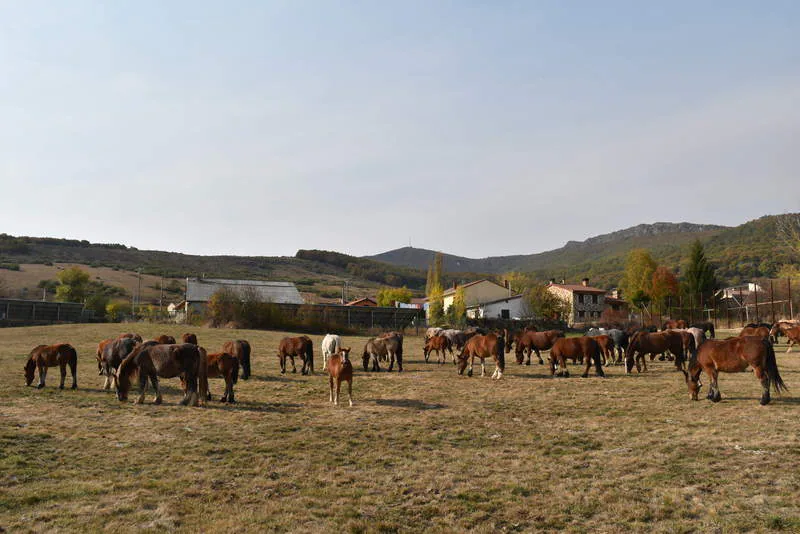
(1, 1), (798, 258)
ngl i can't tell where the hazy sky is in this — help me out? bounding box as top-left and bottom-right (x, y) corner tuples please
(1, 1), (798, 259)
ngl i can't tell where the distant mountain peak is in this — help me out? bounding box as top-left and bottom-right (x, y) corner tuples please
(563, 222), (729, 249)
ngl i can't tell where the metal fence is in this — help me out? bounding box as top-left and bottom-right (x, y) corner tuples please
(276, 303), (425, 331)
(0, 298), (91, 325)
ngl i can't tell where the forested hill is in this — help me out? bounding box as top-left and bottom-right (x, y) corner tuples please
(367, 216), (797, 288)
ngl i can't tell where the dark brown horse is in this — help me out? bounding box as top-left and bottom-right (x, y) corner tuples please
(423, 334), (452, 364)
(457, 333), (505, 379)
(626, 331), (685, 373)
(327, 348), (354, 406)
(119, 333), (143, 343)
(739, 325), (770, 339)
(25, 344), (78, 389)
(662, 319), (688, 330)
(589, 334), (615, 366)
(278, 336), (314, 375)
(115, 343), (206, 406)
(196, 348), (237, 403)
(548, 337), (605, 378)
(155, 335), (177, 345)
(684, 336), (786, 405)
(182, 333), (198, 345)
(691, 321), (715, 339)
(508, 330), (564, 365)
(96, 338), (114, 373)
(362, 335), (403, 372)
(99, 336), (139, 389)
(222, 340), (252, 380)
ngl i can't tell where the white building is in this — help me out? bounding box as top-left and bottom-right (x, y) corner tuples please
(466, 294), (527, 320)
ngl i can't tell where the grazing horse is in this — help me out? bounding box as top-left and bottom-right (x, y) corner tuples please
(115, 343), (206, 406)
(24, 344), (78, 389)
(739, 325), (770, 339)
(327, 348), (354, 407)
(321, 334), (342, 369)
(425, 327), (444, 340)
(683, 327), (707, 352)
(423, 334), (452, 364)
(441, 329), (468, 352)
(691, 321), (715, 339)
(589, 334), (615, 366)
(119, 333), (143, 343)
(588, 328), (628, 364)
(626, 331), (685, 373)
(196, 348), (237, 403)
(182, 333), (198, 345)
(770, 323), (800, 353)
(662, 319), (688, 330)
(457, 333), (505, 379)
(666, 330), (697, 365)
(222, 340), (252, 380)
(277, 336), (314, 375)
(548, 337), (605, 378)
(155, 335), (177, 345)
(362, 335), (403, 372)
(96, 338), (114, 373)
(508, 330), (564, 365)
(685, 337), (786, 405)
(99, 337), (139, 389)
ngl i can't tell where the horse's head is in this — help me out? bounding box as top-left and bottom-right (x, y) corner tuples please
(685, 366), (702, 401)
(340, 347), (351, 361)
(456, 351), (469, 375)
(24, 358), (36, 386)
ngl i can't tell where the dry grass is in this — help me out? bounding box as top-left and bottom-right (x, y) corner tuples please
(2, 324), (800, 533)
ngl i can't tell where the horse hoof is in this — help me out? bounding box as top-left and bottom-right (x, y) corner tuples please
(760, 396), (771, 406)
(538, 361), (544, 366)
(59, 385), (64, 390)
(71, 384), (78, 390)
(153, 398), (162, 405)
(467, 370), (473, 377)
(36, 384), (44, 389)
(581, 374), (588, 378)
(564, 372), (570, 378)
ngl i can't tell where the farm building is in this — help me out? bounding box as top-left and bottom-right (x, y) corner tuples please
(547, 278), (608, 327)
(466, 294), (526, 320)
(181, 278), (304, 316)
(345, 297), (377, 307)
(428, 279), (515, 319)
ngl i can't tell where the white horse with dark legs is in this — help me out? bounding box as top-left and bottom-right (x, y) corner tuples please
(425, 327), (443, 340)
(321, 334), (342, 369)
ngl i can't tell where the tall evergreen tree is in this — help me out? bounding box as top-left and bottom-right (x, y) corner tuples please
(684, 240), (717, 296)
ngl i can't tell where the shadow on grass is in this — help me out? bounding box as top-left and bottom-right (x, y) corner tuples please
(375, 398), (446, 410)
(247, 374), (294, 383)
(718, 395), (800, 404)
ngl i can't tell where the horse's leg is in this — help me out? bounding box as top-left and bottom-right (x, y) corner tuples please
(37, 363), (46, 389)
(754, 366), (771, 405)
(581, 355), (591, 378)
(335, 379), (341, 406)
(560, 355), (569, 378)
(388, 351), (395, 372)
(480, 357), (486, 377)
(136, 373), (147, 404)
(151, 376), (162, 405)
(707, 367), (721, 402)
(329, 375), (334, 403)
(549, 354), (556, 376)
(535, 348), (543, 365)
(290, 355), (297, 373)
(59, 360), (67, 389)
(69, 356), (77, 389)
(280, 355), (286, 375)
(467, 355), (474, 377)
(347, 378), (353, 407)
(787, 339), (794, 353)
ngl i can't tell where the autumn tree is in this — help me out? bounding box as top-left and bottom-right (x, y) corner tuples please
(54, 267), (91, 303)
(650, 266), (679, 305)
(525, 283), (567, 320)
(376, 286), (413, 307)
(446, 286), (467, 326)
(621, 249), (657, 302)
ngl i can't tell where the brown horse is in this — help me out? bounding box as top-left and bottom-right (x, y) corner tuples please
(666, 329), (697, 365)
(589, 334), (615, 366)
(115, 343), (206, 406)
(362, 335), (403, 372)
(25, 344), (78, 389)
(119, 333), (143, 343)
(155, 335), (177, 345)
(684, 336), (786, 405)
(739, 326), (770, 339)
(548, 337), (605, 378)
(508, 330), (564, 365)
(278, 336), (314, 375)
(626, 331), (685, 373)
(99, 337), (139, 389)
(423, 334), (452, 364)
(182, 333), (198, 345)
(457, 333), (505, 379)
(327, 348), (353, 406)
(662, 319), (688, 330)
(196, 348), (237, 403)
(770, 323), (800, 352)
(223, 340), (251, 380)
(96, 338), (114, 373)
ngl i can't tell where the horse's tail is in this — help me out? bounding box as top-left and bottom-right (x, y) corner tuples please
(495, 336), (505, 372)
(230, 353), (239, 387)
(64, 344), (78, 369)
(240, 341), (251, 379)
(305, 339), (314, 373)
(708, 322), (715, 339)
(763, 339), (787, 394)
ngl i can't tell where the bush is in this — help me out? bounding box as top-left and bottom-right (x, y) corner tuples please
(0, 262), (20, 271)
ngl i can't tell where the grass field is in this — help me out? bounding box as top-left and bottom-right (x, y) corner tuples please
(2, 324), (800, 533)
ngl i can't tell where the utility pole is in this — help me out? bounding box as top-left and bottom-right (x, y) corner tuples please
(159, 275), (164, 316)
(137, 268), (142, 315)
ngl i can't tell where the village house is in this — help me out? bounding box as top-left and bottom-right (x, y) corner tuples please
(466, 294), (526, 320)
(547, 278), (609, 327)
(427, 279), (515, 320)
(345, 297), (377, 307)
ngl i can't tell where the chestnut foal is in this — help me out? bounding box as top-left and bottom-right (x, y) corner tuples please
(327, 348), (353, 407)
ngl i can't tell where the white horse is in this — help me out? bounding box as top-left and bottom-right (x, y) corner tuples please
(425, 327), (443, 340)
(321, 334), (342, 369)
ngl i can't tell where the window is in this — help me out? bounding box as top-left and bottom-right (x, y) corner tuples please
(578, 310), (585, 319)
(577, 294), (584, 304)
(592, 295), (598, 304)
(501, 309), (510, 319)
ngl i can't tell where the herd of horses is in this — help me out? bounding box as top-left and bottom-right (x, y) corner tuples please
(21, 318), (800, 407)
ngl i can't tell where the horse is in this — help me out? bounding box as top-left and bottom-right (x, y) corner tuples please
(739, 325), (770, 339)
(684, 336), (786, 405)
(321, 334), (342, 369)
(155, 335), (177, 345)
(222, 340), (251, 380)
(423, 334), (452, 364)
(115, 343), (206, 406)
(666, 329), (697, 365)
(96, 338), (114, 373)
(456, 333), (505, 379)
(690, 321), (715, 339)
(662, 319), (687, 330)
(182, 333), (198, 345)
(508, 330), (564, 365)
(119, 333), (143, 343)
(327, 348), (353, 407)
(463, 326), (488, 338)
(362, 335), (403, 372)
(277, 336), (314, 375)
(547, 337), (604, 378)
(425, 327), (444, 340)
(441, 329), (468, 352)
(769, 323), (800, 353)
(24, 344), (78, 389)
(99, 337), (140, 389)
(195, 348), (237, 403)
(626, 331), (685, 373)
(683, 327), (707, 352)
(590, 334), (615, 366)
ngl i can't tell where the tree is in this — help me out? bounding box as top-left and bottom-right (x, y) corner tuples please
(525, 283), (567, 320)
(447, 286), (467, 326)
(85, 294), (109, 317)
(683, 240), (717, 297)
(777, 213), (800, 258)
(621, 249), (657, 302)
(54, 267), (91, 303)
(650, 266), (679, 305)
(376, 287), (413, 307)
(106, 301), (132, 322)
(207, 287), (239, 326)
(427, 282), (444, 326)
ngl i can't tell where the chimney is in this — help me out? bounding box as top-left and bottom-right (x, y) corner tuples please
(581, 278), (589, 287)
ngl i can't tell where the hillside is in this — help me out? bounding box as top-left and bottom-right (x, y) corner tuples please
(367, 216), (797, 288)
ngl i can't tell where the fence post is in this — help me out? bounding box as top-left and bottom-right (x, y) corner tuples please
(789, 277), (794, 319)
(725, 296), (730, 329)
(770, 280), (775, 324)
(32, 303), (36, 321)
(754, 282), (759, 323)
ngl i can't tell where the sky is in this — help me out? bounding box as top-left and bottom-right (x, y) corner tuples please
(1, 1), (799, 259)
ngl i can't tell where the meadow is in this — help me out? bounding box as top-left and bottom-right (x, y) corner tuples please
(1, 324), (799, 533)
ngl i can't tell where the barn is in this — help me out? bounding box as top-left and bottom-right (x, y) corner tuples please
(182, 278), (304, 316)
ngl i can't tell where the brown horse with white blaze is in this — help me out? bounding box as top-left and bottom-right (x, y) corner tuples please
(548, 337), (605, 378)
(327, 348), (354, 406)
(278, 336), (314, 375)
(684, 336), (786, 405)
(25, 344), (78, 389)
(457, 333), (505, 379)
(115, 343), (206, 406)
